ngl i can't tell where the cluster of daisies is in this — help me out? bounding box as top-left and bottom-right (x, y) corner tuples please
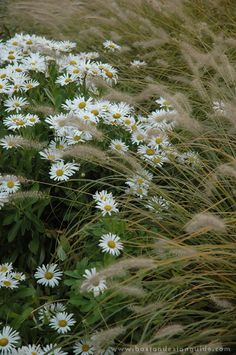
(37, 302), (76, 335)
(0, 263), (111, 353)
(0, 263), (25, 289)
(0, 34), (203, 354)
(0, 324), (113, 355)
(0, 34), (200, 202)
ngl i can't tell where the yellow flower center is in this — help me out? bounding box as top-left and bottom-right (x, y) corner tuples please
(107, 240), (116, 248)
(82, 344), (90, 352)
(12, 41), (18, 46)
(137, 188), (143, 194)
(104, 70), (113, 78)
(0, 266), (8, 272)
(65, 78), (72, 83)
(113, 113), (121, 119)
(155, 137), (162, 144)
(26, 40), (33, 45)
(146, 148), (155, 156)
(73, 69), (80, 74)
(0, 85), (3, 89)
(91, 109), (99, 116)
(56, 144), (64, 149)
(16, 120), (25, 126)
(58, 320), (68, 327)
(56, 169), (64, 177)
(58, 120), (66, 127)
(74, 135), (81, 141)
(163, 100), (170, 106)
(78, 102), (86, 109)
(137, 178), (144, 185)
(6, 181), (14, 188)
(69, 60), (77, 65)
(124, 119), (131, 125)
(137, 134), (144, 141)
(0, 338), (9, 346)
(3, 281), (12, 287)
(15, 68), (22, 72)
(44, 271), (54, 279)
(29, 117), (36, 122)
(15, 102), (20, 107)
(153, 156), (161, 163)
(32, 352), (37, 355)
(8, 55), (15, 60)
(0, 74), (6, 78)
(114, 144), (122, 150)
(104, 205), (112, 211)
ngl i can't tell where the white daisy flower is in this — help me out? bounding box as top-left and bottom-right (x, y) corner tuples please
(11, 272), (26, 281)
(1, 276), (19, 289)
(56, 73), (77, 86)
(0, 192), (9, 210)
(18, 344), (43, 355)
(131, 129), (147, 145)
(103, 102), (133, 125)
(137, 145), (159, 159)
(0, 175), (21, 194)
(103, 40), (121, 52)
(95, 198), (119, 216)
(3, 114), (29, 130)
(25, 114), (40, 126)
(45, 114), (69, 132)
(38, 302), (66, 322)
(21, 53), (47, 73)
(0, 326), (20, 353)
(39, 148), (63, 162)
(71, 96), (93, 112)
(93, 190), (113, 203)
(83, 268), (107, 297)
(34, 264), (63, 287)
(49, 160), (80, 181)
(155, 97), (173, 111)
(98, 64), (118, 84)
(180, 151), (201, 167)
(212, 100), (225, 114)
(109, 139), (128, 154)
(99, 233), (123, 256)
(49, 311), (76, 334)
(48, 138), (68, 151)
(66, 129), (92, 145)
(54, 40), (76, 52)
(137, 145), (168, 166)
(73, 339), (94, 355)
(0, 263), (13, 274)
(148, 133), (169, 148)
(130, 60), (147, 67)
(101, 347), (115, 355)
(146, 196), (170, 212)
(0, 79), (11, 94)
(42, 344), (68, 355)
(0, 135), (23, 150)
(1, 49), (22, 63)
(4, 96), (28, 113)
(23, 79), (40, 91)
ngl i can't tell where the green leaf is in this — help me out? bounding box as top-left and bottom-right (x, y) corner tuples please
(8, 223), (20, 242)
